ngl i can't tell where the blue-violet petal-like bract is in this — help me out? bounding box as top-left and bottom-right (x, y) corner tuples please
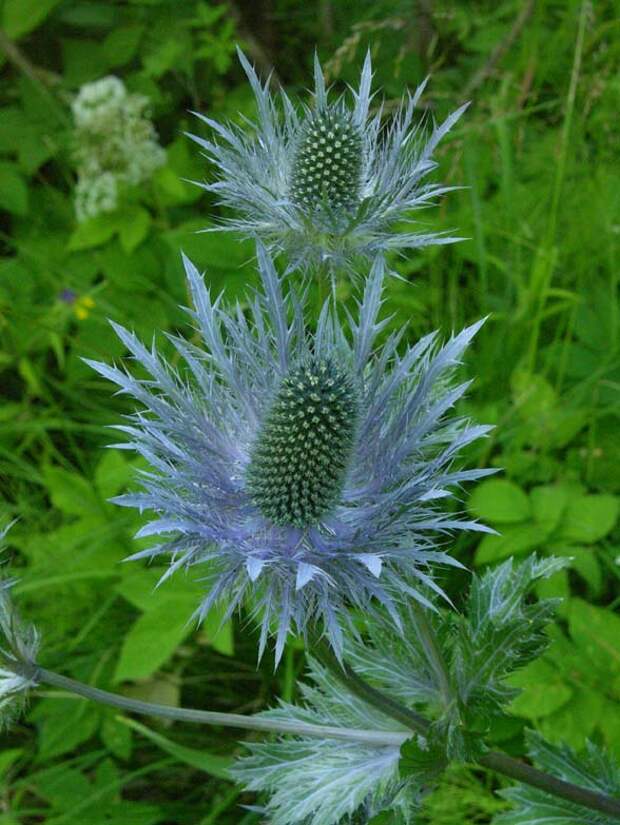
(87, 246), (492, 663)
(188, 49), (467, 274)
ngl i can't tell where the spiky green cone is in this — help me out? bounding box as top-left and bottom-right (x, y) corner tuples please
(289, 108), (363, 215)
(246, 357), (358, 528)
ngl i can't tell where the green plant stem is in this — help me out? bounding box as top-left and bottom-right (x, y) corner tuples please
(313, 643), (620, 820)
(313, 640), (430, 735)
(13, 657), (620, 819)
(409, 604), (453, 709)
(14, 661), (406, 748)
(477, 750), (620, 819)
(316, 259), (337, 313)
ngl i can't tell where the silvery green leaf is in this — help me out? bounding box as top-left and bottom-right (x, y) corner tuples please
(340, 556), (568, 764)
(452, 555), (569, 715)
(346, 610), (444, 709)
(232, 658), (431, 825)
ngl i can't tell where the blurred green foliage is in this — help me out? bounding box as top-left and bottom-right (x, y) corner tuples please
(0, 0), (618, 822)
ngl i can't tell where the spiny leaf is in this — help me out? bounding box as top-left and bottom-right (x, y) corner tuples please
(232, 658), (420, 825)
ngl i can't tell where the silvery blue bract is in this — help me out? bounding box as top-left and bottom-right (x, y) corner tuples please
(88, 245), (492, 662)
(188, 49), (467, 274)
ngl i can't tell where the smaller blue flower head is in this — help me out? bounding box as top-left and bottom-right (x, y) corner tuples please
(188, 49), (467, 275)
(87, 246), (492, 662)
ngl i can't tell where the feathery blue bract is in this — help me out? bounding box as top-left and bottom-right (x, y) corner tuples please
(188, 48), (467, 274)
(87, 246), (492, 663)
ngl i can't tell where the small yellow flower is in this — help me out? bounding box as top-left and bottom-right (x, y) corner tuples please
(74, 296), (95, 320)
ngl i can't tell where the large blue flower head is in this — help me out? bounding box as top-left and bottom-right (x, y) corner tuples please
(87, 246), (491, 663)
(188, 49), (467, 275)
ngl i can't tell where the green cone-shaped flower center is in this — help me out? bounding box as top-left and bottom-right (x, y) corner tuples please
(246, 357), (358, 528)
(289, 108), (363, 214)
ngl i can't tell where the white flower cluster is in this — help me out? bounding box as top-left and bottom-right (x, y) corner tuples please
(72, 76), (166, 222)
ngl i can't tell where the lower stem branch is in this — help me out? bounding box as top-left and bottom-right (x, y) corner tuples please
(13, 658), (620, 820)
(14, 661), (404, 748)
(312, 642), (620, 820)
(313, 640), (429, 735)
(479, 751), (620, 820)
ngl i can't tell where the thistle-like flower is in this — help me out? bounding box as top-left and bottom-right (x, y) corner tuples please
(189, 49), (467, 274)
(87, 246), (491, 662)
(0, 527), (40, 730)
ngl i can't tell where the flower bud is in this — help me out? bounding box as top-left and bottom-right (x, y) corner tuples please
(246, 357), (358, 528)
(289, 108), (363, 216)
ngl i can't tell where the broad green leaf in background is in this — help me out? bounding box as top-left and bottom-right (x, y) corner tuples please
(115, 567), (234, 681)
(118, 206), (152, 253)
(472, 482), (617, 598)
(508, 659), (573, 719)
(539, 685), (605, 750)
(2, 0), (62, 38)
(568, 599), (620, 694)
(61, 36), (110, 85)
(0, 749), (22, 779)
(511, 370), (556, 422)
(102, 25), (144, 67)
(505, 611), (620, 753)
(95, 450), (134, 500)
(550, 545), (603, 596)
(33, 764), (93, 813)
(0, 162), (28, 215)
(529, 485), (569, 531)
(101, 713), (134, 761)
(114, 595), (198, 682)
(68, 213), (120, 251)
(510, 370), (588, 450)
(559, 495), (619, 544)
(31, 759), (166, 824)
(468, 479), (532, 524)
(0, 106), (61, 173)
(67, 206), (153, 253)
(474, 523), (544, 565)
(43, 464), (103, 518)
(120, 717), (232, 778)
(30, 698), (101, 762)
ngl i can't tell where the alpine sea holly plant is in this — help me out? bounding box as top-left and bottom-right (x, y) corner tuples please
(187, 48), (466, 276)
(3, 50), (620, 825)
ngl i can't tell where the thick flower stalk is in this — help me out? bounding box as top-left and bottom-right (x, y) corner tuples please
(87, 245), (491, 662)
(188, 49), (467, 274)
